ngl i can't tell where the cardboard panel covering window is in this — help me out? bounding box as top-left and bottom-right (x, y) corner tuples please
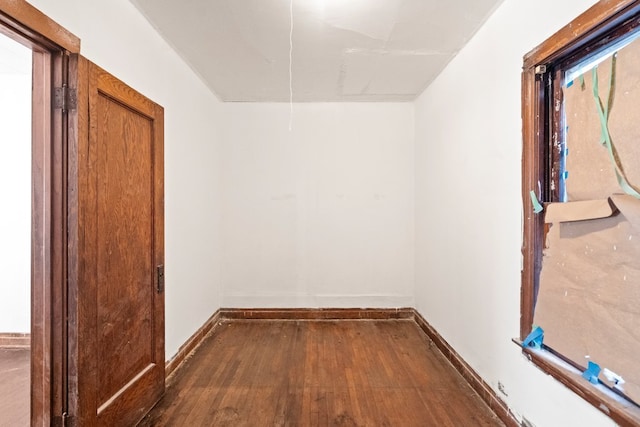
(533, 35), (640, 404)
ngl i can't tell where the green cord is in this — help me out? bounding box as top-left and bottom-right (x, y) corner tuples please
(591, 54), (640, 199)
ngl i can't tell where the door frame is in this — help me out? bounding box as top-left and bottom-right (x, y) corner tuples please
(0, 2), (79, 425)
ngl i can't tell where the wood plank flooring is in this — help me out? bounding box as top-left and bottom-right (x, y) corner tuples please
(141, 320), (503, 426)
(0, 347), (30, 427)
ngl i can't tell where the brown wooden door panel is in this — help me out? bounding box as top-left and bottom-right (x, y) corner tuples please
(95, 90), (154, 405)
(69, 56), (164, 426)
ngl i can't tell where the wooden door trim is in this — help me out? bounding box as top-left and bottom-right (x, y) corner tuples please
(0, 2), (81, 425)
(66, 52), (88, 426)
(30, 46), (54, 427)
(0, 0), (79, 53)
(31, 34), (69, 427)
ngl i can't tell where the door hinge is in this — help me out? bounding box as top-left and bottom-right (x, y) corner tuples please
(54, 85), (77, 111)
(157, 264), (165, 294)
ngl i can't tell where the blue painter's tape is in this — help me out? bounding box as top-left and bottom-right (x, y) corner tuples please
(523, 326), (544, 349)
(582, 361), (601, 384)
(562, 171), (569, 180)
(529, 191), (543, 214)
(567, 80), (574, 88)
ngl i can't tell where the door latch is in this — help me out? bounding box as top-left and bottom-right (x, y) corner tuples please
(157, 264), (165, 293)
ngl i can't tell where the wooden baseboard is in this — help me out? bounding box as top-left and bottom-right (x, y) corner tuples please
(0, 333), (30, 348)
(165, 310), (222, 380)
(219, 307), (414, 320)
(411, 310), (519, 427)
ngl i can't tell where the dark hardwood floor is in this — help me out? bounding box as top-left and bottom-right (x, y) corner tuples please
(0, 347), (29, 427)
(141, 320), (504, 426)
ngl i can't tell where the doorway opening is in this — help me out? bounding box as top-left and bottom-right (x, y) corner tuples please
(0, 31), (33, 426)
(0, 3), (76, 421)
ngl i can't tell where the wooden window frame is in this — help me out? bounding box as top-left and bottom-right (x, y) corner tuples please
(521, 1), (640, 425)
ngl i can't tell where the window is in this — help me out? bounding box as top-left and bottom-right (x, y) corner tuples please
(521, 1), (640, 425)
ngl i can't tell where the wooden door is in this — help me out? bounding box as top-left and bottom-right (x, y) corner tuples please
(68, 56), (165, 426)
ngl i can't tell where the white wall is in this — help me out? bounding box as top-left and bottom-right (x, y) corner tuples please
(414, 0), (615, 426)
(0, 36), (31, 333)
(220, 103), (414, 308)
(29, 0), (224, 359)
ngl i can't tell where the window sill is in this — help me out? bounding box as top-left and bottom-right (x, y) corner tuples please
(512, 339), (640, 426)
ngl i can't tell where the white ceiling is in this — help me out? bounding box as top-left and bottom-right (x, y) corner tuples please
(130, 0), (502, 102)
